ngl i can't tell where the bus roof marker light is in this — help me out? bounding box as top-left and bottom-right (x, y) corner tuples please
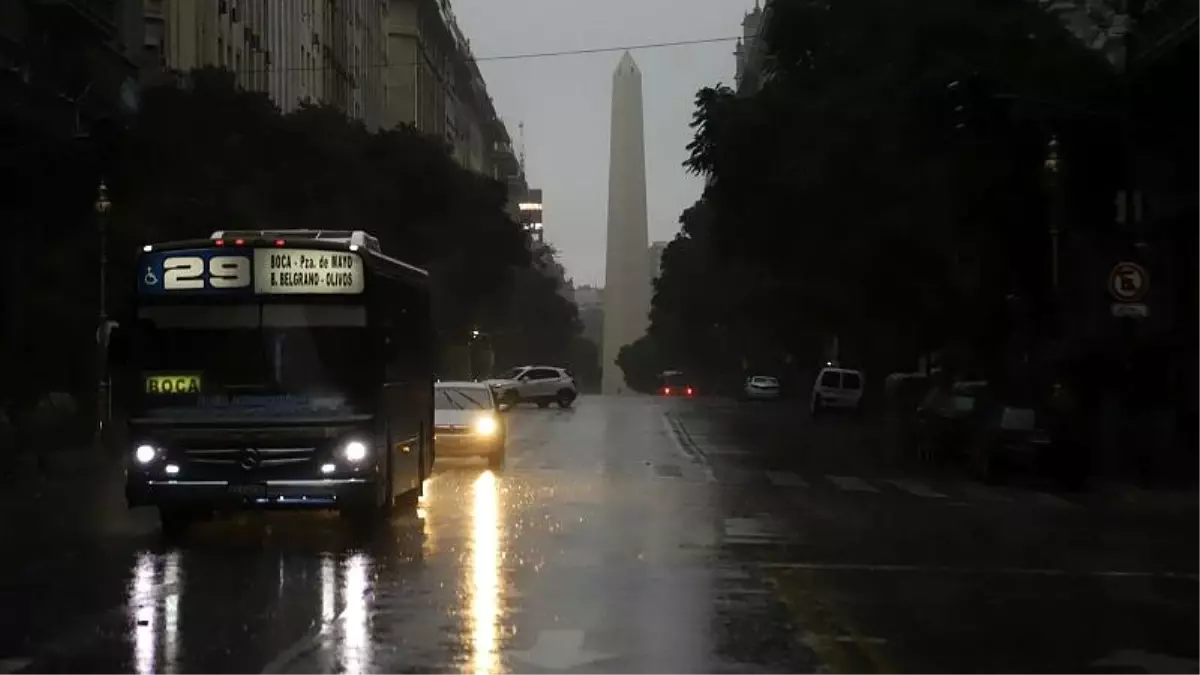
(234, 238), (245, 246)
(142, 245), (153, 252)
(349, 244), (359, 252)
(214, 239), (225, 246)
(274, 239), (286, 246)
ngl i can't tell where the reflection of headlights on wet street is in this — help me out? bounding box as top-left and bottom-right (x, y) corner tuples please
(341, 552), (369, 673)
(474, 415), (498, 436)
(129, 550), (182, 675)
(471, 470), (500, 675)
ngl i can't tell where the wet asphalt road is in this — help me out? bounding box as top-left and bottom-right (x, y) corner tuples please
(0, 395), (1196, 673)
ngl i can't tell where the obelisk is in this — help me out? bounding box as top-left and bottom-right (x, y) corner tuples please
(601, 52), (651, 395)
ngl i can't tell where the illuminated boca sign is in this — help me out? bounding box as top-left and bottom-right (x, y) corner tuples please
(137, 248), (364, 295)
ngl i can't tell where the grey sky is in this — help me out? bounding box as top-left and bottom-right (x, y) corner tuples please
(451, 0), (757, 287)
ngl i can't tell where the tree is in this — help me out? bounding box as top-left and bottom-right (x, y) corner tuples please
(615, 335), (663, 394)
(110, 68), (549, 350)
(1, 66), (580, 446)
(652, 0), (1118, 383)
(483, 243), (583, 372)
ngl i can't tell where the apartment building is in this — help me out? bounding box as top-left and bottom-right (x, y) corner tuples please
(141, 0), (526, 198)
(384, 0), (522, 183)
(732, 0), (773, 95)
(142, 0), (387, 129)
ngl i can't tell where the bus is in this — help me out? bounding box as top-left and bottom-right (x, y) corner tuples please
(110, 230), (434, 535)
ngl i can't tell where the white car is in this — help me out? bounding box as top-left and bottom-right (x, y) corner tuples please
(743, 375), (781, 400)
(485, 365), (578, 409)
(434, 381), (506, 469)
(810, 367), (864, 414)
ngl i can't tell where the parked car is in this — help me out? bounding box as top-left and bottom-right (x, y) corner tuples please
(912, 380), (989, 462)
(810, 367), (865, 414)
(966, 402), (1054, 484)
(743, 375), (781, 400)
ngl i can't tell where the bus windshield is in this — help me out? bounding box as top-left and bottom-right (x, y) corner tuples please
(130, 303), (374, 420)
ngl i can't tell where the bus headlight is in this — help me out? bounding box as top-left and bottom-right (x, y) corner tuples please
(342, 440), (369, 463)
(134, 444), (157, 464)
(474, 415), (498, 436)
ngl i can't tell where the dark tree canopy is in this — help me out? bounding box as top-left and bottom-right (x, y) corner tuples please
(639, 0), (1121, 390)
(1, 67), (585, 442)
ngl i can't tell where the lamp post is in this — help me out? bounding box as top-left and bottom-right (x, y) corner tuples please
(1042, 135), (1064, 295)
(1121, 0), (1144, 245)
(94, 180), (112, 449)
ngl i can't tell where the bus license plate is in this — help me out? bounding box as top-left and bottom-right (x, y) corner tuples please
(229, 483), (266, 499)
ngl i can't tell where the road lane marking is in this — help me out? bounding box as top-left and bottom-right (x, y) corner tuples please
(767, 471), (809, 488)
(884, 478), (946, 498)
(826, 475), (879, 492)
(723, 517), (787, 544)
(759, 561), (1199, 581)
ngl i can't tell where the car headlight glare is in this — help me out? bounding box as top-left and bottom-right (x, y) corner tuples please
(134, 444), (157, 464)
(342, 440), (368, 462)
(474, 415), (498, 436)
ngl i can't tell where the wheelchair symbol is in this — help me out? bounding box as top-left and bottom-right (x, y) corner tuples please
(144, 267), (159, 286)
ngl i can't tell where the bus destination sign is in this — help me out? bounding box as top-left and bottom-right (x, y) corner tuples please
(253, 249), (364, 295)
(137, 247), (364, 295)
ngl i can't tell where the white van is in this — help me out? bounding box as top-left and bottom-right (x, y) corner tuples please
(810, 367), (865, 414)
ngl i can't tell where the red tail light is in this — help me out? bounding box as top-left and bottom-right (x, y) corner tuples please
(686, 387), (694, 396)
(664, 387), (671, 395)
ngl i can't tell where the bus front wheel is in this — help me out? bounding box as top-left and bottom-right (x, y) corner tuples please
(159, 507), (196, 539)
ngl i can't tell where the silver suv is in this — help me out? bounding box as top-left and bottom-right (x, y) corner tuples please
(486, 366), (578, 409)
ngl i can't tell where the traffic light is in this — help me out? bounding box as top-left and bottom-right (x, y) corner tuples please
(944, 72), (995, 134)
(946, 79), (969, 131)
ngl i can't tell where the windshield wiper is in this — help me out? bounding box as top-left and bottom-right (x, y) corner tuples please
(447, 389), (487, 409)
(439, 391), (465, 409)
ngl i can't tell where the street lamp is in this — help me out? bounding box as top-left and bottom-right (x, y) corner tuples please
(467, 328), (494, 380)
(1043, 135), (1062, 293)
(94, 180), (112, 449)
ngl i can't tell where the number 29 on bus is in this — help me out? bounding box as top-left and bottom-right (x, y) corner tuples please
(151, 255), (251, 291)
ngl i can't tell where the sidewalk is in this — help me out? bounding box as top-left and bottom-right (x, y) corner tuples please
(0, 446), (134, 542)
(1089, 480), (1200, 515)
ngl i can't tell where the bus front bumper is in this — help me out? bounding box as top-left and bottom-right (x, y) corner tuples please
(126, 477), (380, 510)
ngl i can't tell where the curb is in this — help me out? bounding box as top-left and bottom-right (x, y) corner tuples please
(664, 412), (709, 465)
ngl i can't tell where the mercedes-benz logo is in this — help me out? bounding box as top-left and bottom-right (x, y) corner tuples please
(240, 448), (260, 470)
